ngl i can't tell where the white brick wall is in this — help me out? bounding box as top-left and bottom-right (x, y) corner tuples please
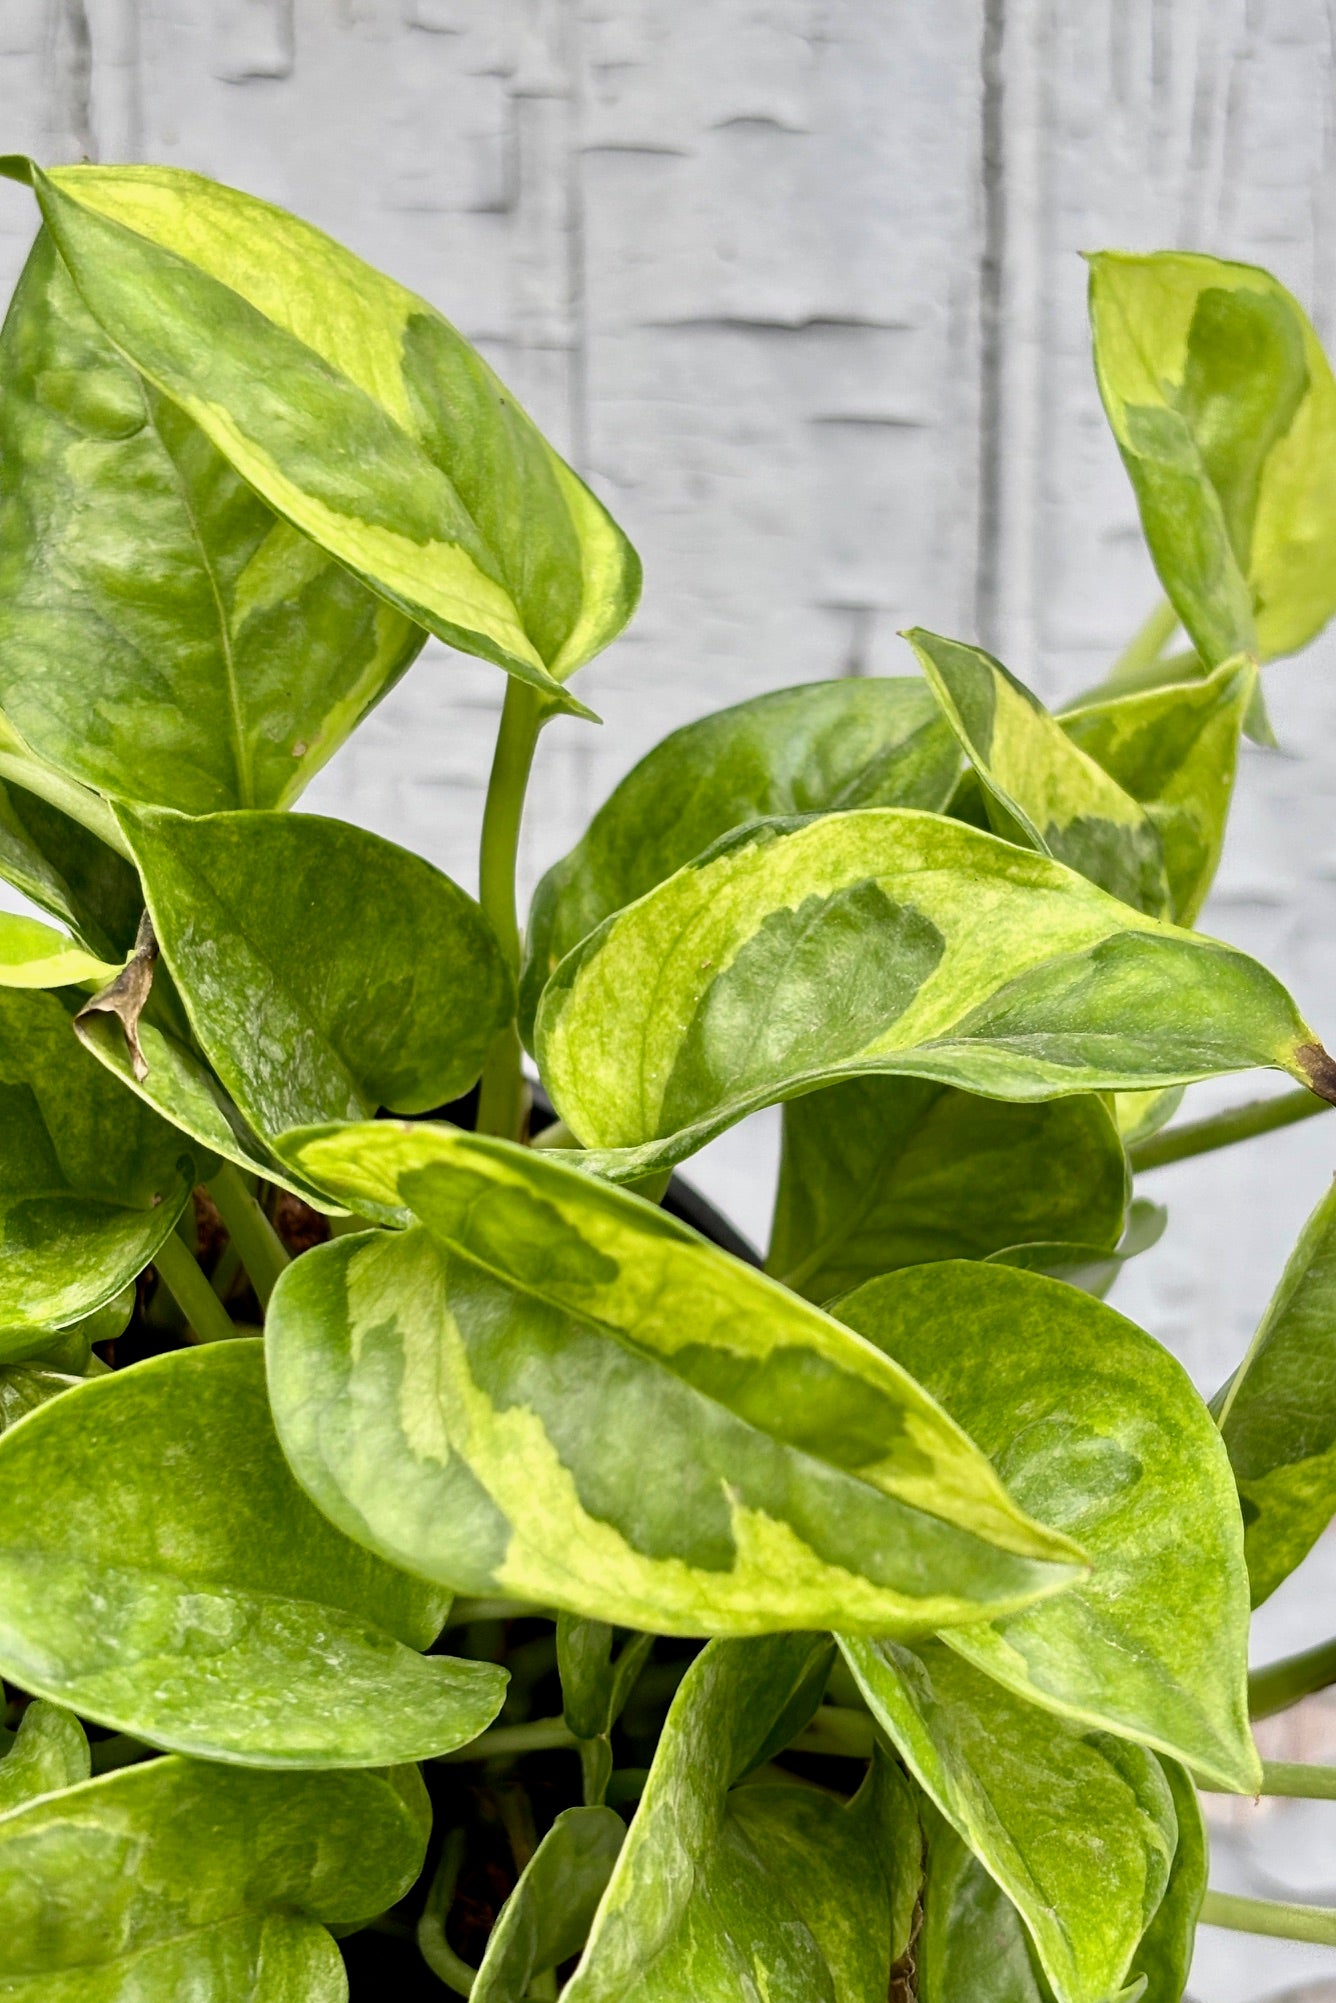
(6, 8), (1336, 1990)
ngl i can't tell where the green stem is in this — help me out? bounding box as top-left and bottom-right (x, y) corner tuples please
(152, 1231), (238, 1346)
(476, 681), (543, 1141)
(416, 1828), (476, 1996)
(0, 750), (131, 859)
(1250, 1637), (1336, 1719)
(1103, 597), (1180, 692)
(1200, 1889), (1336, 1944)
(791, 1705), (876, 1760)
(434, 1716), (577, 1763)
(1129, 1088), (1332, 1173)
(206, 1163), (289, 1310)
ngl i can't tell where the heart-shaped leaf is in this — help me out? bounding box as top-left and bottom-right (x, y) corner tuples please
(909, 629), (1171, 917)
(1215, 1174), (1336, 1605)
(0, 910), (119, 989)
(767, 1077), (1127, 1304)
(1089, 250), (1336, 667)
(0, 226), (426, 816)
(0, 1701), (88, 1815)
(0, 1339), (506, 1764)
(270, 1122), (1082, 1635)
(0, 769), (141, 960)
(985, 1195), (1167, 1302)
(0, 1753), (429, 1998)
(1059, 659), (1254, 924)
(120, 806), (513, 1141)
(534, 809), (1329, 1181)
(843, 1636), (1175, 2003)
(837, 1261), (1259, 1791)
(3, 160), (639, 705)
(521, 677), (961, 1036)
(0, 987), (195, 1350)
(564, 1636), (921, 2003)
(472, 1806), (626, 2003)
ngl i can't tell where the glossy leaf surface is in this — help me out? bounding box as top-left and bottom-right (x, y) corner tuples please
(76, 1007), (336, 1208)
(123, 806), (512, 1140)
(1060, 659), (1253, 923)
(1134, 1759), (1206, 2003)
(271, 1122), (1081, 1635)
(521, 677), (961, 1035)
(1089, 250), (1336, 665)
(917, 1812), (1049, 2003)
(768, 1077), (1127, 1304)
(0, 1340), (506, 1764)
(565, 1636), (920, 2002)
(473, 1806), (625, 2003)
(0, 987), (195, 1348)
(1216, 1174), (1336, 1604)
(558, 1616), (655, 1742)
(0, 771), (141, 960)
(535, 809), (1324, 1179)
(0, 1702), (88, 1815)
(0, 1365), (81, 1434)
(0, 1754), (428, 1996)
(909, 629), (1170, 916)
(839, 1262), (1259, 1791)
(0, 910), (118, 989)
(843, 1636), (1174, 2003)
(985, 1194), (1167, 1302)
(8, 161), (639, 702)
(0, 227), (424, 816)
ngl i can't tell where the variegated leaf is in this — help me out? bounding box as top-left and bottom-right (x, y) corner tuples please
(908, 629), (1171, 917)
(0, 910), (120, 990)
(1089, 250), (1336, 667)
(0, 227), (425, 815)
(1, 160), (639, 706)
(533, 808), (1332, 1181)
(269, 1123), (1083, 1636)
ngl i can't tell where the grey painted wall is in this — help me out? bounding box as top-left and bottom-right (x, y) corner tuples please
(5, 6), (1336, 1992)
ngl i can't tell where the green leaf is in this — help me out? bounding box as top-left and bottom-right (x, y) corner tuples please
(0, 1701), (88, 1815)
(0, 987), (195, 1352)
(1215, 1174), (1336, 1605)
(565, 1636), (921, 2003)
(557, 1616), (655, 1742)
(0, 910), (120, 989)
(908, 629), (1171, 917)
(120, 806), (513, 1141)
(1088, 250), (1336, 665)
(270, 1123), (1083, 1635)
(0, 1339), (506, 1764)
(1133, 1759), (1206, 2003)
(76, 1007), (340, 1210)
(521, 677), (961, 1038)
(0, 770), (140, 961)
(842, 1636), (1175, 2003)
(0, 227), (425, 817)
(5, 160), (640, 707)
(917, 1757), (1205, 2003)
(917, 1809), (1050, 2003)
(0, 1364), (82, 1434)
(473, 1805), (626, 2003)
(837, 1261), (1259, 1791)
(534, 808), (1327, 1181)
(1060, 658), (1254, 924)
(0, 1753), (428, 1997)
(985, 1198), (1167, 1303)
(767, 1077), (1127, 1304)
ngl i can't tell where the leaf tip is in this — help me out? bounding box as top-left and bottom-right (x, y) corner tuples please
(1295, 1041), (1336, 1107)
(0, 155), (34, 189)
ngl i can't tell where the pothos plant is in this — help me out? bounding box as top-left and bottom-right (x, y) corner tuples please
(0, 156), (1334, 2003)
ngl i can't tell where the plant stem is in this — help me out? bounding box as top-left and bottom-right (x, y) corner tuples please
(152, 1231), (238, 1346)
(1129, 1088), (1332, 1173)
(434, 1716), (577, 1763)
(206, 1163), (289, 1309)
(1200, 1889), (1336, 1944)
(791, 1705), (876, 1759)
(1103, 597), (1180, 692)
(1250, 1637), (1336, 1719)
(476, 680), (543, 1141)
(417, 1828), (476, 1995)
